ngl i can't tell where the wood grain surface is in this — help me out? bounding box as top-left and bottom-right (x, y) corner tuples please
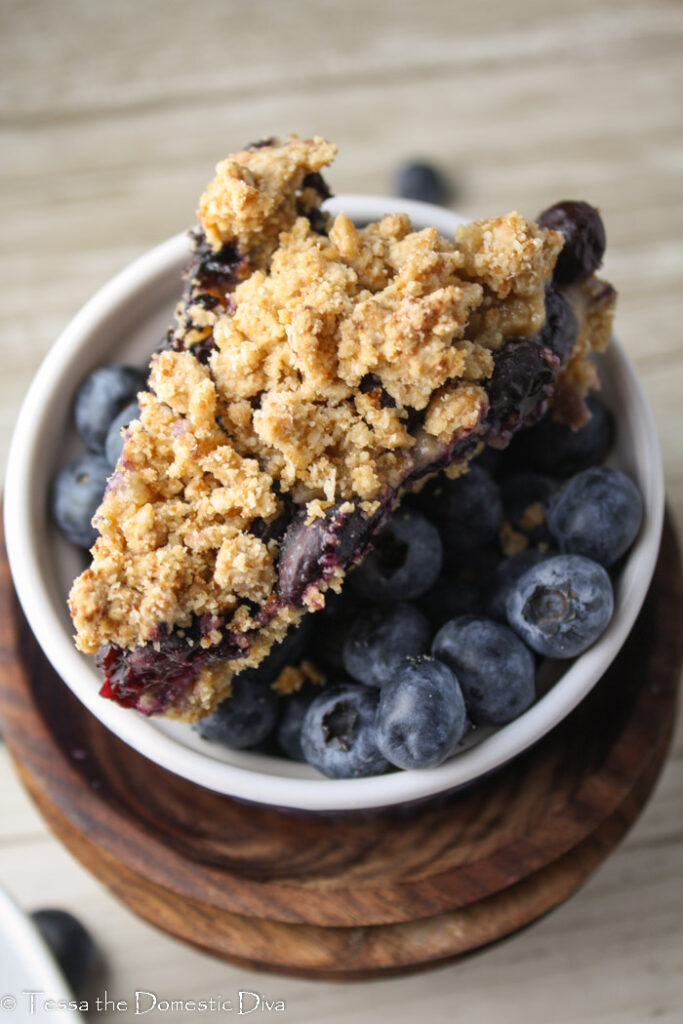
(1, 0), (682, 1017)
(0, 514), (680, 976)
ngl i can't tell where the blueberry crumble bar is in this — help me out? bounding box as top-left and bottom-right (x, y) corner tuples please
(68, 136), (616, 720)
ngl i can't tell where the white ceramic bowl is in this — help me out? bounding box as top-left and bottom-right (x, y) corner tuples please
(4, 196), (664, 813)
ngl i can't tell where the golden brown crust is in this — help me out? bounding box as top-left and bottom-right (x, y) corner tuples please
(67, 136), (614, 720)
(197, 135), (337, 260)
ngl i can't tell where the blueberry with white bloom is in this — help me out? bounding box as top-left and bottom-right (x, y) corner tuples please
(547, 467), (643, 567)
(50, 453), (111, 548)
(301, 684), (388, 778)
(74, 364), (146, 452)
(376, 656), (467, 769)
(506, 554), (613, 658)
(432, 615), (535, 724)
(485, 549), (552, 622)
(343, 603), (432, 687)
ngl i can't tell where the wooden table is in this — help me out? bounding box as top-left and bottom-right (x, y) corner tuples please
(1, 1), (681, 1020)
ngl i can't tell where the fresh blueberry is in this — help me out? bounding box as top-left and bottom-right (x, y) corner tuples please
(506, 554), (614, 658)
(104, 401), (140, 467)
(197, 674), (280, 749)
(50, 453), (111, 548)
(74, 364), (146, 452)
(343, 603), (432, 687)
(376, 656), (467, 770)
(432, 615), (535, 725)
(422, 574), (483, 629)
(510, 396), (612, 477)
(301, 684), (388, 778)
(395, 161), (449, 206)
(501, 472), (559, 546)
(277, 690), (316, 762)
(31, 909), (99, 994)
(485, 549), (553, 622)
(350, 510), (442, 602)
(537, 200), (606, 285)
(547, 467), (643, 567)
(424, 465), (503, 554)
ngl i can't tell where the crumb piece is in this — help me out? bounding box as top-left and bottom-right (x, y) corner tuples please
(500, 521), (529, 557)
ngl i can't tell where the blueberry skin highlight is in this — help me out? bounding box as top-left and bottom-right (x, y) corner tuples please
(547, 467), (643, 567)
(301, 684), (388, 778)
(343, 603), (432, 687)
(506, 554), (614, 658)
(432, 615), (535, 725)
(74, 364), (146, 452)
(350, 510), (443, 603)
(50, 453), (111, 548)
(376, 656), (467, 770)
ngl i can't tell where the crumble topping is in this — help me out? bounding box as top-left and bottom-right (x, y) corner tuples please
(67, 135), (614, 720)
(198, 135), (337, 262)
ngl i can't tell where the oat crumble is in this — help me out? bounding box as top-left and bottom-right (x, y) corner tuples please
(68, 135), (615, 719)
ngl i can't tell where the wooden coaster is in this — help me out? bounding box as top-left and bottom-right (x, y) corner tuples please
(0, 515), (680, 979)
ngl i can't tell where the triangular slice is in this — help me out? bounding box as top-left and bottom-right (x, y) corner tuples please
(69, 136), (616, 719)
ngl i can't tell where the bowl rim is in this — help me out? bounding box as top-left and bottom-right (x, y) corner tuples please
(3, 195), (665, 812)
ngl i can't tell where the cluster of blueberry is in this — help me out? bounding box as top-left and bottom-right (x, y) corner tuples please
(49, 356), (643, 779)
(196, 400), (642, 778)
(51, 366), (144, 548)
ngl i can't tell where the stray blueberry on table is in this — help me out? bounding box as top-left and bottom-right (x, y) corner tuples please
(50, 453), (111, 548)
(104, 400), (140, 467)
(485, 549), (552, 623)
(300, 684), (388, 778)
(343, 603), (432, 687)
(395, 161), (449, 206)
(537, 200), (606, 285)
(510, 396), (612, 478)
(506, 554), (614, 658)
(547, 467), (643, 566)
(432, 615), (535, 725)
(349, 509), (442, 602)
(196, 674), (280, 749)
(376, 656), (467, 770)
(31, 908), (99, 994)
(74, 364), (146, 452)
